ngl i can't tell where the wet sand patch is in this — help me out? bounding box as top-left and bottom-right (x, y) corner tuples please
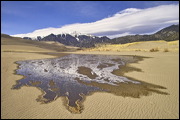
(97, 63), (115, 69)
(12, 54), (168, 113)
(77, 66), (98, 79)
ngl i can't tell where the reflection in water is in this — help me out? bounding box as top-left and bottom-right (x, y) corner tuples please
(12, 54), (168, 113)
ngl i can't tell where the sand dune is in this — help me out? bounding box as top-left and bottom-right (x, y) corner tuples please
(1, 38), (179, 119)
(1, 34), (78, 52)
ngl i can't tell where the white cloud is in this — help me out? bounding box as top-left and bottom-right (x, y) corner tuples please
(107, 32), (132, 39)
(12, 4), (179, 39)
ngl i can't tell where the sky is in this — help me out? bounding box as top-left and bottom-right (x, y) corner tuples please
(1, 1), (179, 38)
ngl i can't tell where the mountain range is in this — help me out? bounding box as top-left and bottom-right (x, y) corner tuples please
(19, 24), (179, 48)
(111, 24), (179, 44)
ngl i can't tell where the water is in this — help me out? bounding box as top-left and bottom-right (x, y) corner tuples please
(12, 54), (168, 113)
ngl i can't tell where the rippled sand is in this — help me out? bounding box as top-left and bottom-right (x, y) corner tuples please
(1, 39), (179, 118)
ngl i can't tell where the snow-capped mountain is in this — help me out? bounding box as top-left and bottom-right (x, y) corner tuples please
(12, 29), (90, 40)
(11, 24), (178, 48)
(22, 33), (110, 48)
(11, 28), (111, 47)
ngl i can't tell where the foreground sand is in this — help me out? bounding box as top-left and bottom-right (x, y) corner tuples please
(1, 46), (179, 119)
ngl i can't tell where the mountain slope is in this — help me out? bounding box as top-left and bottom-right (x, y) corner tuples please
(153, 24), (179, 41)
(111, 24), (179, 44)
(23, 33), (110, 48)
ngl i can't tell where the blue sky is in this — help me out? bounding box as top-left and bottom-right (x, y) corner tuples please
(1, 1), (179, 38)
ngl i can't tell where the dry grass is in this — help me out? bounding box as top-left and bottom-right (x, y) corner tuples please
(168, 41), (179, 45)
(84, 40), (179, 52)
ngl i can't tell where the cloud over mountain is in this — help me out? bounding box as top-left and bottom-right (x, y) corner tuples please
(12, 4), (179, 38)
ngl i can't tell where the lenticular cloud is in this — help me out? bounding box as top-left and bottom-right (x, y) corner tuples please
(12, 4), (179, 39)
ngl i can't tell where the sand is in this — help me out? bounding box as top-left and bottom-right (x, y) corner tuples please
(1, 43), (179, 119)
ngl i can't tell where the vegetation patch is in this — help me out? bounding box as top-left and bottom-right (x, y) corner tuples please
(149, 48), (159, 52)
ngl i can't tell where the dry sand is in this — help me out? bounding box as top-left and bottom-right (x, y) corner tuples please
(1, 43), (179, 119)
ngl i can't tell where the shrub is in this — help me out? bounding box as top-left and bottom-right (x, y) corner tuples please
(164, 48), (169, 52)
(150, 48), (159, 52)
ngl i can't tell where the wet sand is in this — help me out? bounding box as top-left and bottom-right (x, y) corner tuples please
(11, 53), (169, 114)
(1, 37), (179, 119)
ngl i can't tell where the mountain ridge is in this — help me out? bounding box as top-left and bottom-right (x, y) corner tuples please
(10, 24), (179, 48)
(111, 24), (179, 44)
